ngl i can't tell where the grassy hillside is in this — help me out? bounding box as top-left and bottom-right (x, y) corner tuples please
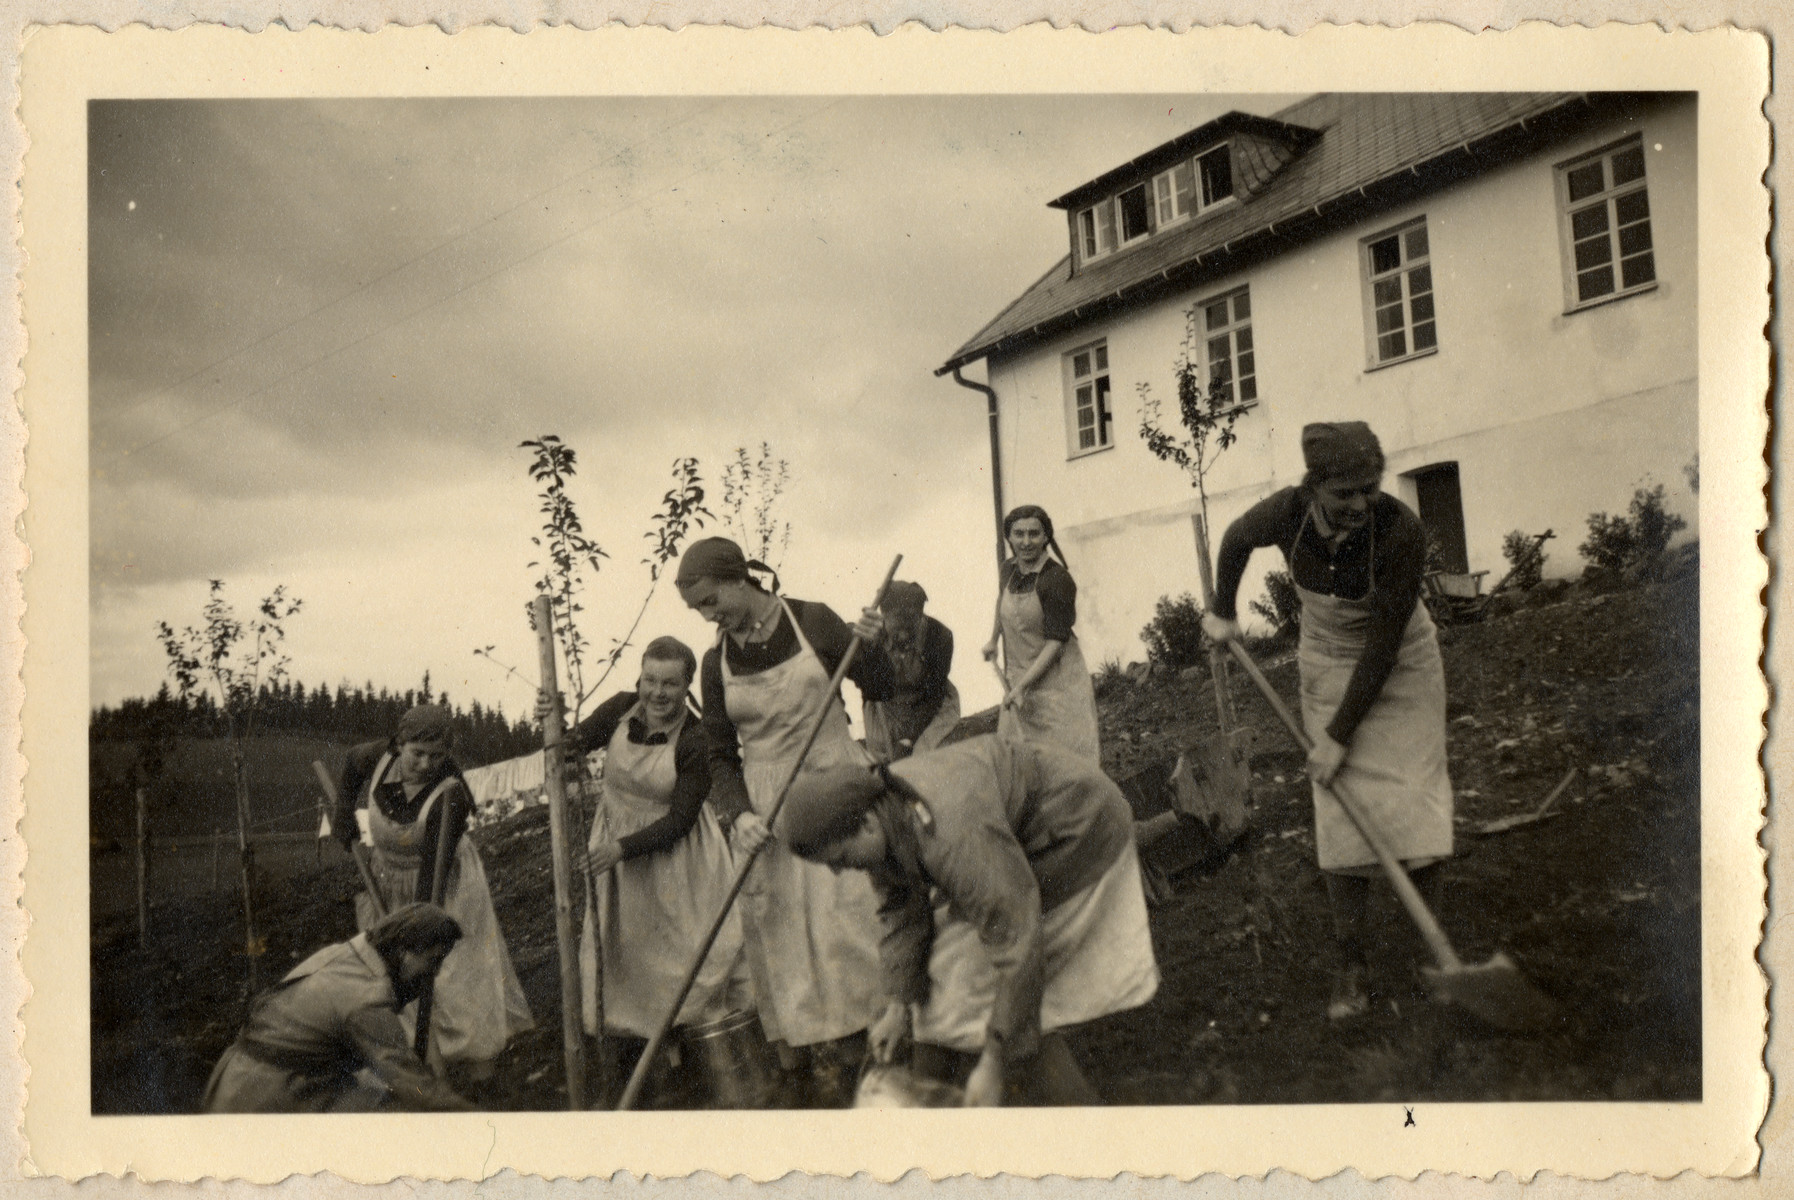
(89, 735), (354, 841)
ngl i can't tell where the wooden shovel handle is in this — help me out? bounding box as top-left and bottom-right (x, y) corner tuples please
(1223, 641), (1464, 972)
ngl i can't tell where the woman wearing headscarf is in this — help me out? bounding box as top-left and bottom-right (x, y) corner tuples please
(861, 580), (960, 763)
(983, 505), (1100, 764)
(1203, 421), (1453, 1021)
(558, 636), (749, 1067)
(333, 705), (534, 1078)
(202, 903), (475, 1113)
(777, 734), (1159, 1106)
(675, 536), (895, 1107)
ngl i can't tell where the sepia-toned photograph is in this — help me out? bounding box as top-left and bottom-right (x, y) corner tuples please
(19, 22), (1769, 1184)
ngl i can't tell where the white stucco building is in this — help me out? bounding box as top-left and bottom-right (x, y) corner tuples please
(938, 92), (1697, 668)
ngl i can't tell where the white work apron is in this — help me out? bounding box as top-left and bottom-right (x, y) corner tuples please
(578, 704), (747, 1037)
(996, 572), (1100, 764)
(1294, 514), (1454, 872)
(357, 754), (535, 1065)
(722, 599), (883, 1047)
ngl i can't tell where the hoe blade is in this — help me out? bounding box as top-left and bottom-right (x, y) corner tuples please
(1422, 951), (1562, 1033)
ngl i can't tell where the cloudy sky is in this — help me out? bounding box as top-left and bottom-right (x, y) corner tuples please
(89, 93), (1301, 732)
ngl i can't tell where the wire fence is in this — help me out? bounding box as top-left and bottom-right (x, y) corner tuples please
(90, 830), (346, 922)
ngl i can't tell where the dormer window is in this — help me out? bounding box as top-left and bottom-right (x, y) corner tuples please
(1077, 143), (1237, 264)
(1197, 144), (1234, 208)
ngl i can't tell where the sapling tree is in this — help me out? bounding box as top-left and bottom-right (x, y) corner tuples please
(583, 456), (713, 706)
(721, 442), (791, 572)
(1138, 305), (1248, 722)
(522, 435), (609, 716)
(157, 580), (303, 991)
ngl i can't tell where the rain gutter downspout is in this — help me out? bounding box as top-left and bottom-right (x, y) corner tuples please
(952, 365), (1006, 570)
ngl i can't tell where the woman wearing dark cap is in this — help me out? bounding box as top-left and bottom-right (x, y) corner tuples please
(674, 536), (895, 1106)
(862, 580), (960, 763)
(776, 735), (1159, 1106)
(1203, 421), (1453, 1021)
(983, 505), (1100, 764)
(557, 636), (749, 1056)
(333, 705), (534, 1077)
(203, 903), (475, 1112)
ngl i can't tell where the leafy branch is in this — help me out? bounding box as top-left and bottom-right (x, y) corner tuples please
(721, 442), (791, 571)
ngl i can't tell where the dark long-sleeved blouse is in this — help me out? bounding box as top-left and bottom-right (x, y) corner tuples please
(334, 740), (469, 901)
(999, 558), (1078, 643)
(1211, 486), (1428, 745)
(565, 689), (711, 860)
(700, 597), (896, 824)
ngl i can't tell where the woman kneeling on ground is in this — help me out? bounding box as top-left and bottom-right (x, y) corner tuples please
(203, 903), (475, 1113)
(772, 734), (1160, 1106)
(1203, 420), (1454, 1022)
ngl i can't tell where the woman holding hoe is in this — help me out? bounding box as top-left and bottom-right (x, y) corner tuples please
(1202, 421), (1454, 1021)
(984, 505), (1100, 764)
(675, 536), (896, 1107)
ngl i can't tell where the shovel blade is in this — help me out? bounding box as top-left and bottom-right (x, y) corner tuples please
(1421, 951), (1561, 1033)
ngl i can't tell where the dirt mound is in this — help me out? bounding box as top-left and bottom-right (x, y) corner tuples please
(91, 571), (1702, 1110)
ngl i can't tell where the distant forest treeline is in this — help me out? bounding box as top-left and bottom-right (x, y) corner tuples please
(90, 677), (540, 767)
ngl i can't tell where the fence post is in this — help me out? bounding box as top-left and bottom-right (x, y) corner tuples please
(135, 787), (150, 950)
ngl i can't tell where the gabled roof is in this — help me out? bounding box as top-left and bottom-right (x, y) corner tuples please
(938, 92), (1603, 376)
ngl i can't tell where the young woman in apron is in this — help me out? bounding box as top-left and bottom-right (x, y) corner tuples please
(676, 537), (896, 1107)
(339, 706), (535, 1080)
(861, 580), (961, 762)
(778, 735), (1160, 1106)
(561, 637), (749, 1093)
(983, 505), (1100, 765)
(1204, 422), (1453, 1021)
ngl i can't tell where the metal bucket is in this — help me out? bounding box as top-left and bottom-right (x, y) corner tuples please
(687, 1009), (781, 1109)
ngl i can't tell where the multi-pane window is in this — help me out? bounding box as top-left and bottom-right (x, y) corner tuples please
(1081, 143), (1235, 263)
(1363, 219), (1437, 365)
(1066, 340), (1113, 454)
(1079, 203), (1116, 260)
(1559, 138), (1656, 307)
(1196, 145), (1234, 208)
(1200, 287), (1257, 406)
(1116, 184), (1152, 244)
(1153, 160), (1195, 226)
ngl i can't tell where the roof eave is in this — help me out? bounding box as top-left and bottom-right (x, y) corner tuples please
(939, 93), (1601, 378)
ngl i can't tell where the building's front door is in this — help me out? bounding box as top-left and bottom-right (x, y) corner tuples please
(1408, 462), (1469, 573)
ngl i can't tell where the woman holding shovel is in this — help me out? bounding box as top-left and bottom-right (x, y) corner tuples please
(555, 636), (749, 1096)
(861, 580), (960, 762)
(676, 536), (896, 1107)
(1203, 422), (1453, 1022)
(983, 505), (1100, 764)
(335, 705), (535, 1082)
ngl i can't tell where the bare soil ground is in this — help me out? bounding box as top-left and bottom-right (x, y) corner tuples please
(90, 565), (1700, 1112)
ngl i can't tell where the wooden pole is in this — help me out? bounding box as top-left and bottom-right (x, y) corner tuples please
(618, 553), (904, 1111)
(211, 827), (222, 891)
(533, 595), (586, 1111)
(1192, 513), (1239, 732)
(231, 750), (260, 992)
(412, 782), (459, 1062)
(134, 787), (150, 950)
